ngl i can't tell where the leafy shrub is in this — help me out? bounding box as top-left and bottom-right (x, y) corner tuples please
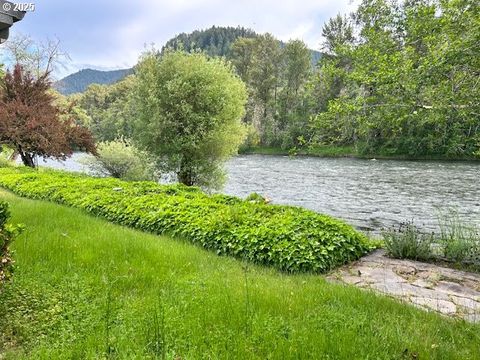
(135, 51), (247, 189)
(0, 146), (15, 168)
(81, 138), (157, 181)
(0, 158), (14, 168)
(382, 221), (434, 261)
(245, 192), (269, 204)
(0, 201), (23, 285)
(238, 124), (260, 153)
(0, 167), (374, 273)
(438, 210), (480, 265)
(383, 215), (480, 269)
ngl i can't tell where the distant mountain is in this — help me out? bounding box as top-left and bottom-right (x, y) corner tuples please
(55, 26), (322, 95)
(54, 68), (134, 95)
(162, 26), (257, 58)
(163, 26), (322, 65)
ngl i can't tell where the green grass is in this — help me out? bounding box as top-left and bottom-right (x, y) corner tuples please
(382, 216), (479, 272)
(0, 190), (479, 359)
(0, 167), (372, 273)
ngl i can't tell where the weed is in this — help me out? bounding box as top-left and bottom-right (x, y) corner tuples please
(382, 221), (433, 261)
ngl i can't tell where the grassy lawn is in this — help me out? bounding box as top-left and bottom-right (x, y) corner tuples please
(0, 189), (479, 359)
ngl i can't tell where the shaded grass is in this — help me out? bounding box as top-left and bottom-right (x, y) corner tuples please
(0, 190), (479, 359)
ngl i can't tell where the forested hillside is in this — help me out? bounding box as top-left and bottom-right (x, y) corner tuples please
(54, 68), (133, 95)
(162, 26), (257, 57)
(69, 2), (480, 159)
(56, 26), (322, 95)
(162, 26), (322, 64)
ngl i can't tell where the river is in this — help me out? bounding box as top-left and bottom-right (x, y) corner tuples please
(34, 153), (480, 234)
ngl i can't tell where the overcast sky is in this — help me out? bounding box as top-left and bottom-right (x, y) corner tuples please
(10, 0), (359, 78)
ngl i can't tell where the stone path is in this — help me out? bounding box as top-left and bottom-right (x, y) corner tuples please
(328, 250), (480, 323)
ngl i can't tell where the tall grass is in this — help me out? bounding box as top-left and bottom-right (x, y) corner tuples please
(383, 211), (480, 270)
(437, 210), (480, 265)
(382, 220), (434, 261)
(0, 190), (479, 359)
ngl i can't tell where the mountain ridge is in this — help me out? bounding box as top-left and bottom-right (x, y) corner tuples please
(55, 26), (322, 95)
(54, 68), (134, 95)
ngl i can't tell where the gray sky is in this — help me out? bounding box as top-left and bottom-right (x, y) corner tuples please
(10, 0), (359, 78)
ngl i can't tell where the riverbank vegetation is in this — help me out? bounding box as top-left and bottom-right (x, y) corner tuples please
(69, 0), (479, 161)
(1, 190), (479, 358)
(80, 138), (157, 181)
(240, 145), (357, 158)
(239, 145), (480, 161)
(309, 0), (479, 159)
(134, 51), (247, 189)
(237, 0), (479, 158)
(234, 0), (479, 158)
(0, 201), (22, 286)
(0, 167), (374, 273)
(383, 214), (480, 272)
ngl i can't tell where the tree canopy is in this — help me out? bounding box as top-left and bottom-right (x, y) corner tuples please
(162, 26), (257, 58)
(76, 75), (137, 142)
(311, 0), (480, 158)
(67, 8), (479, 160)
(229, 35), (313, 148)
(134, 51), (247, 188)
(0, 65), (96, 167)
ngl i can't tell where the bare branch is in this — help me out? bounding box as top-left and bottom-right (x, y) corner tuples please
(0, 33), (70, 79)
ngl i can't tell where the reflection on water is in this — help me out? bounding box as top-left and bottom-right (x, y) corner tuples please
(37, 153), (480, 233)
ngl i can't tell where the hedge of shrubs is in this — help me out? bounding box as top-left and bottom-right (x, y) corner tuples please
(0, 167), (374, 273)
(0, 201), (22, 285)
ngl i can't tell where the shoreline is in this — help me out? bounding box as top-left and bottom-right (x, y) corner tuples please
(239, 146), (480, 162)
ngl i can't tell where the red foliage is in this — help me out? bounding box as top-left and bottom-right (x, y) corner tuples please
(0, 64), (96, 167)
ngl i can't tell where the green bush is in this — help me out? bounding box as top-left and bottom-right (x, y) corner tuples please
(438, 211), (480, 265)
(383, 216), (480, 269)
(0, 167), (374, 273)
(382, 221), (434, 261)
(81, 138), (157, 181)
(245, 192), (269, 204)
(0, 146), (15, 168)
(0, 201), (23, 285)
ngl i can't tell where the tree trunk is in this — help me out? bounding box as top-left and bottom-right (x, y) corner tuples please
(177, 159), (194, 186)
(19, 151), (36, 168)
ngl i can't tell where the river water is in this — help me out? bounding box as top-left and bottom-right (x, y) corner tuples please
(35, 153), (480, 234)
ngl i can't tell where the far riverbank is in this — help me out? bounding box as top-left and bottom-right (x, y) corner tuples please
(240, 145), (480, 162)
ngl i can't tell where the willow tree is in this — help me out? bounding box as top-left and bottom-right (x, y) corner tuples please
(134, 51), (247, 189)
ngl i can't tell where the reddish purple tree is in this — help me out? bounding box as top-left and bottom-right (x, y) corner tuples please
(0, 64), (96, 167)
